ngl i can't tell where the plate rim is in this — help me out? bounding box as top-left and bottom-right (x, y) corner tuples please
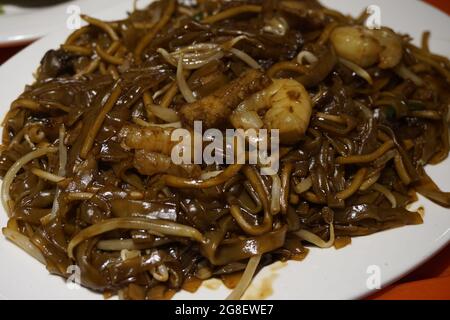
(0, 0), (126, 47)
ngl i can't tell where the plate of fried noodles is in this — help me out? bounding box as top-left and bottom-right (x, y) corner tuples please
(0, 0), (449, 300)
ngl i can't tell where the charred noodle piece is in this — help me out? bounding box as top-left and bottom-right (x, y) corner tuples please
(67, 217), (204, 259)
(180, 69), (271, 128)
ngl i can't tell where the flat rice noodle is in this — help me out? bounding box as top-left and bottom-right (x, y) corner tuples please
(201, 216), (287, 265)
(296, 45), (336, 87)
(415, 170), (450, 207)
(334, 204), (423, 236)
(110, 199), (178, 221)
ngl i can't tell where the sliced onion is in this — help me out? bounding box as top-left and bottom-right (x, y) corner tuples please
(144, 122), (182, 128)
(394, 64), (424, 87)
(221, 35), (249, 50)
(297, 50), (319, 65)
(1, 146), (57, 216)
(120, 249), (140, 260)
(200, 170), (223, 180)
(270, 174), (281, 215)
(229, 48), (261, 69)
(226, 254), (262, 300)
(31, 168), (65, 183)
(49, 126), (67, 221)
(372, 183), (397, 208)
(133, 118), (182, 128)
(148, 104), (180, 123)
(156, 48), (178, 67)
(158, 38), (259, 72)
(295, 223), (335, 248)
(338, 57), (373, 85)
(177, 55), (196, 103)
(152, 82), (173, 100)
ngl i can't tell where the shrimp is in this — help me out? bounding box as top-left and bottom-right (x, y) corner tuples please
(180, 69), (271, 128)
(118, 125), (200, 177)
(330, 25), (403, 69)
(119, 125), (176, 156)
(133, 150), (201, 177)
(230, 78), (312, 144)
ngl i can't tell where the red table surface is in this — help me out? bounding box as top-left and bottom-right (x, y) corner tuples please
(0, 0), (449, 300)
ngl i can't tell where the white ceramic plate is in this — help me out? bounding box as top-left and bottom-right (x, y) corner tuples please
(0, 0), (126, 47)
(0, 0), (449, 300)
